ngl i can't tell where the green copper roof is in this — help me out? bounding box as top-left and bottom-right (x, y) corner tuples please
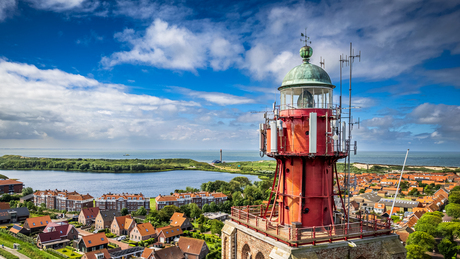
(279, 45), (335, 90)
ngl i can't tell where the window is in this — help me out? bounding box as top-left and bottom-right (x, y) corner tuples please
(88, 240), (92, 244)
(33, 223), (35, 226)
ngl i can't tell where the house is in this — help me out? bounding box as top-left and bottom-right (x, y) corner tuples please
(109, 246), (144, 259)
(178, 237), (209, 259)
(155, 192), (227, 210)
(43, 221), (78, 241)
(170, 212), (193, 230)
(0, 207), (29, 224)
(37, 231), (68, 249)
(374, 203), (386, 214)
(77, 233), (109, 253)
(156, 226), (183, 244)
(95, 210), (121, 230)
(130, 222), (156, 241)
(379, 198), (422, 213)
(20, 194), (34, 203)
(79, 207), (100, 226)
(111, 215), (135, 236)
(82, 248), (111, 259)
(33, 189), (93, 212)
(23, 215), (51, 233)
(95, 192), (149, 212)
(0, 179), (23, 194)
(146, 246), (184, 259)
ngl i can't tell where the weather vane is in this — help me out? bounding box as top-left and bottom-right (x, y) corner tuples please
(300, 28), (311, 46)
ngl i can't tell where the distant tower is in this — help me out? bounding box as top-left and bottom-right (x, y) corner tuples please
(220, 149), (223, 162)
(222, 38), (406, 259)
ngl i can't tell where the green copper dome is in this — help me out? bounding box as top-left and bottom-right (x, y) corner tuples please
(279, 45), (335, 90)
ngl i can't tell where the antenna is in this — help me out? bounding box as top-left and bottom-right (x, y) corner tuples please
(320, 56), (325, 69)
(390, 149), (410, 218)
(300, 28), (311, 46)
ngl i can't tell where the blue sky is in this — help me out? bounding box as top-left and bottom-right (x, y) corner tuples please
(0, 0), (459, 151)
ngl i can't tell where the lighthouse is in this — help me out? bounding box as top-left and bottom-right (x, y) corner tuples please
(259, 42), (346, 228)
(221, 39), (406, 259)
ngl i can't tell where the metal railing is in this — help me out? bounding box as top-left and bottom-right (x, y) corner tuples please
(230, 205), (391, 246)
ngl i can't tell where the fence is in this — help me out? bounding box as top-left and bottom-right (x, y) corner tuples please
(231, 205), (392, 246)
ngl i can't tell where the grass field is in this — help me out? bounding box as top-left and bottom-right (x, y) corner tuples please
(150, 198), (156, 210)
(56, 248), (81, 259)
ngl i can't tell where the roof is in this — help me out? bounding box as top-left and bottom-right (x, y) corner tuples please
(178, 237), (206, 255)
(374, 203), (385, 209)
(280, 62), (334, 89)
(141, 248), (153, 258)
(38, 231), (61, 243)
(81, 207), (100, 219)
(82, 233), (109, 248)
(114, 215), (134, 230)
(379, 199), (419, 208)
(0, 179), (23, 186)
(153, 246), (184, 259)
(135, 223), (156, 237)
(25, 215), (51, 229)
(84, 249), (111, 259)
(109, 246), (144, 257)
(156, 192), (227, 202)
(97, 192), (145, 201)
(357, 192), (381, 202)
(9, 224), (23, 234)
(98, 210), (121, 221)
(170, 212), (187, 227)
(157, 226), (183, 238)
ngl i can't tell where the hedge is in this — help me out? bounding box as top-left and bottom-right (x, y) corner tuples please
(0, 249), (19, 259)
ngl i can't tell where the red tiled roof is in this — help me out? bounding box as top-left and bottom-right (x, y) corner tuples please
(0, 179), (23, 186)
(136, 223), (156, 237)
(25, 215), (51, 229)
(178, 237), (206, 255)
(83, 249), (111, 259)
(157, 225), (183, 238)
(82, 207), (100, 219)
(82, 233), (108, 248)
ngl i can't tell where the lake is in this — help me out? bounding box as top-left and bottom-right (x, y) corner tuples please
(1, 170), (261, 198)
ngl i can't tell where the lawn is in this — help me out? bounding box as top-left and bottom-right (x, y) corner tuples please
(0, 231), (61, 259)
(56, 248), (81, 259)
(150, 198), (156, 210)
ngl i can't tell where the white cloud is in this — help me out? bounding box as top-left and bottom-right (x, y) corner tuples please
(26, 0), (96, 11)
(101, 19), (243, 72)
(174, 87), (255, 106)
(0, 59), (200, 141)
(0, 0), (16, 21)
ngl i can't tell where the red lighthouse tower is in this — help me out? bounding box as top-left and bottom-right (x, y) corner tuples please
(260, 43), (347, 228)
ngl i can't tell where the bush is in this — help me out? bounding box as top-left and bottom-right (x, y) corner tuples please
(0, 249), (19, 259)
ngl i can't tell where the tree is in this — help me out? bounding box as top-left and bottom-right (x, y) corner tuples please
(209, 202), (217, 212)
(22, 187), (33, 196)
(135, 206), (147, 216)
(451, 186), (460, 192)
(210, 219), (224, 235)
(202, 204), (211, 213)
(406, 232), (435, 251)
(190, 203), (202, 219)
(359, 189), (365, 194)
(408, 188), (419, 196)
(121, 208), (128, 216)
(446, 203), (460, 219)
(437, 222), (460, 241)
(405, 244), (430, 259)
(449, 191), (460, 204)
(438, 238), (459, 259)
(400, 181), (410, 191)
(414, 215), (442, 236)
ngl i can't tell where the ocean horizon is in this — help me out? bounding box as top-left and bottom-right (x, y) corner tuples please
(0, 148), (459, 167)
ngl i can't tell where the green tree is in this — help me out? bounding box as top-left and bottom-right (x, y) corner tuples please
(209, 202), (217, 212)
(121, 208), (128, 216)
(408, 188), (419, 196)
(406, 232), (435, 251)
(437, 222), (460, 241)
(22, 187), (33, 196)
(406, 244), (430, 259)
(414, 215), (442, 236)
(446, 203), (460, 219)
(359, 189), (365, 194)
(400, 181), (410, 191)
(451, 186), (460, 192)
(190, 203), (202, 219)
(449, 191), (460, 204)
(135, 206), (147, 216)
(202, 204), (211, 213)
(438, 238), (459, 259)
(210, 219), (224, 235)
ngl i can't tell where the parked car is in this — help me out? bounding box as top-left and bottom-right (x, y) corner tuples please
(117, 235), (126, 241)
(93, 230), (98, 234)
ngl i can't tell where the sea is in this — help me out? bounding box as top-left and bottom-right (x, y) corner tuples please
(0, 149), (458, 198)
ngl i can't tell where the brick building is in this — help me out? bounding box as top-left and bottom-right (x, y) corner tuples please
(95, 210), (121, 230)
(33, 189), (93, 212)
(0, 179), (23, 194)
(130, 222), (156, 241)
(95, 193), (149, 212)
(155, 192), (227, 210)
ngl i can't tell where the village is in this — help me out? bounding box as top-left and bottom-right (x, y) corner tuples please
(0, 166), (458, 259)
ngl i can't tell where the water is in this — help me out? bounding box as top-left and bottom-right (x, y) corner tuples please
(1, 170), (260, 198)
(0, 149), (459, 167)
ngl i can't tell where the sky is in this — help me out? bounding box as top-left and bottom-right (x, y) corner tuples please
(0, 0), (459, 152)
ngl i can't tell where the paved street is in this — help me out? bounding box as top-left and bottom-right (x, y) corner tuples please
(0, 247), (30, 259)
